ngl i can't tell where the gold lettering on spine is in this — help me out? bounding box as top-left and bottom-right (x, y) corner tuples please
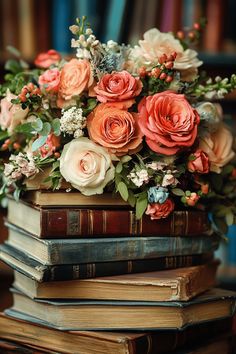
(89, 210), (93, 235)
(184, 210), (189, 235)
(103, 210), (107, 234)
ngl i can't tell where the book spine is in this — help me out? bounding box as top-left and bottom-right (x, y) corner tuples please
(52, 0), (72, 54)
(40, 209), (210, 238)
(44, 253), (213, 281)
(49, 235), (218, 265)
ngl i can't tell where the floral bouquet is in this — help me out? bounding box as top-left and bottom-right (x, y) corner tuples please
(0, 17), (236, 234)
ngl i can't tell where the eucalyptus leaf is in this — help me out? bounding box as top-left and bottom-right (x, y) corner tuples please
(15, 123), (34, 134)
(117, 181), (129, 201)
(6, 46), (21, 57)
(40, 122), (51, 136)
(31, 118), (43, 132)
(51, 118), (61, 136)
(121, 155), (132, 163)
(32, 136), (47, 152)
(4, 59), (22, 74)
(115, 162), (123, 174)
(171, 188), (185, 196)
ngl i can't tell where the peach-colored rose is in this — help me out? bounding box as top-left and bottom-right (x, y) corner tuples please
(199, 124), (235, 173)
(188, 149), (209, 174)
(185, 192), (200, 206)
(60, 137), (115, 195)
(57, 59), (94, 108)
(93, 71), (142, 108)
(34, 49), (61, 68)
(38, 68), (61, 93)
(0, 90), (29, 133)
(87, 104), (143, 156)
(131, 28), (202, 81)
(40, 134), (61, 158)
(146, 199), (174, 220)
(138, 91), (200, 155)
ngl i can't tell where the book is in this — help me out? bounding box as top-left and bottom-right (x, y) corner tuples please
(18, 0), (36, 60)
(0, 312), (233, 354)
(21, 190), (129, 207)
(5, 222), (219, 265)
(51, 0), (72, 54)
(7, 198), (211, 238)
(0, 243), (214, 282)
(203, 0), (224, 53)
(12, 261), (219, 301)
(1, 0), (19, 59)
(8, 288), (236, 330)
(0, 339), (58, 353)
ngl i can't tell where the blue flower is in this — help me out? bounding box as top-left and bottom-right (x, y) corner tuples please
(148, 186), (169, 204)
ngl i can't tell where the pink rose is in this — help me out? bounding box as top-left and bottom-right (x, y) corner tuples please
(145, 199), (175, 220)
(57, 59), (94, 108)
(199, 124), (235, 173)
(138, 91), (200, 155)
(38, 68), (61, 93)
(93, 70), (142, 108)
(87, 104), (143, 156)
(185, 192), (200, 206)
(0, 90), (29, 132)
(34, 49), (61, 68)
(188, 149), (209, 174)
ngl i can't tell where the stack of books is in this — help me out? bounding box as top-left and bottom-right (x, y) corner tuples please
(0, 191), (235, 354)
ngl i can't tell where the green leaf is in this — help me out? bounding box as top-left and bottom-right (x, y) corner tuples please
(121, 155), (132, 164)
(222, 165), (234, 176)
(136, 194), (148, 219)
(32, 136), (47, 152)
(19, 59), (30, 70)
(31, 118), (43, 132)
(4, 59), (22, 74)
(171, 188), (185, 196)
(115, 162), (123, 174)
(211, 173), (223, 193)
(14, 122), (34, 134)
(0, 130), (9, 141)
(226, 211), (234, 226)
(128, 191), (136, 208)
(40, 122), (51, 136)
(51, 118), (61, 136)
(6, 46), (21, 57)
(117, 181), (129, 201)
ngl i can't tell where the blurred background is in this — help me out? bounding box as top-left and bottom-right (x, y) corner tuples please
(0, 0), (236, 309)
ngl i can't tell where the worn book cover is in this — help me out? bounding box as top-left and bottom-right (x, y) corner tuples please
(13, 261), (219, 301)
(9, 288), (236, 330)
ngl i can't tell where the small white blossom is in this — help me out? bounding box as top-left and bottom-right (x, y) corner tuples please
(60, 107), (86, 138)
(162, 174), (178, 187)
(128, 169), (149, 187)
(4, 152), (39, 184)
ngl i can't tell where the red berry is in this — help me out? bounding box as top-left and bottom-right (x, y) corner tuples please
(165, 75), (173, 83)
(138, 66), (147, 78)
(2, 143), (8, 150)
(4, 139), (11, 145)
(193, 23), (200, 30)
(151, 67), (161, 78)
(159, 54), (167, 64)
(177, 31), (184, 40)
(159, 72), (167, 80)
(13, 142), (21, 150)
(54, 152), (60, 158)
(188, 31), (195, 40)
(27, 82), (35, 91)
(19, 94), (27, 102)
(164, 61), (174, 69)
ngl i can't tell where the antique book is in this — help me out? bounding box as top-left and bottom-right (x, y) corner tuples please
(21, 190), (129, 206)
(7, 198), (211, 238)
(0, 312), (233, 354)
(0, 339), (58, 353)
(0, 243), (214, 282)
(9, 288), (236, 330)
(13, 261), (219, 301)
(5, 222), (219, 265)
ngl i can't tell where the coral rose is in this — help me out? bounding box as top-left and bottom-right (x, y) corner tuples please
(34, 49), (61, 68)
(87, 104), (143, 156)
(0, 90), (29, 133)
(199, 124), (235, 173)
(93, 70), (142, 108)
(138, 91), (200, 155)
(146, 199), (174, 220)
(188, 149), (209, 174)
(60, 137), (115, 195)
(131, 28), (202, 81)
(58, 59), (94, 108)
(38, 68), (61, 93)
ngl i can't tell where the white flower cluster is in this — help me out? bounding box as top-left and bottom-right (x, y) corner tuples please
(128, 169), (149, 187)
(60, 107), (86, 138)
(4, 152), (39, 184)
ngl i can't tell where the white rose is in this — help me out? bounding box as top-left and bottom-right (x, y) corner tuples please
(131, 28), (202, 81)
(199, 124), (235, 173)
(60, 137), (115, 195)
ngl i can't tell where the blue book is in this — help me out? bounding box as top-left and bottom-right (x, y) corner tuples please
(52, 0), (72, 54)
(5, 222), (219, 265)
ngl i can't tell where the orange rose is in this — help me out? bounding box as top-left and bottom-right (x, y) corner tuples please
(138, 91), (200, 155)
(38, 68), (61, 93)
(93, 70), (142, 108)
(146, 199), (174, 220)
(87, 104), (143, 156)
(34, 49), (61, 68)
(58, 59), (94, 108)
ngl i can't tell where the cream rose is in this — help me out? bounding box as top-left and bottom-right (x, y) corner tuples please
(60, 137), (115, 195)
(0, 90), (29, 133)
(131, 28), (202, 81)
(199, 124), (235, 173)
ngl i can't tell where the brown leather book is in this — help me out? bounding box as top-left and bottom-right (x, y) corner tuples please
(0, 311), (233, 354)
(12, 261), (219, 301)
(7, 197), (211, 238)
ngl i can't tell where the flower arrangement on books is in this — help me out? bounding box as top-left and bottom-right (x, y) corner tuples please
(0, 17), (236, 233)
